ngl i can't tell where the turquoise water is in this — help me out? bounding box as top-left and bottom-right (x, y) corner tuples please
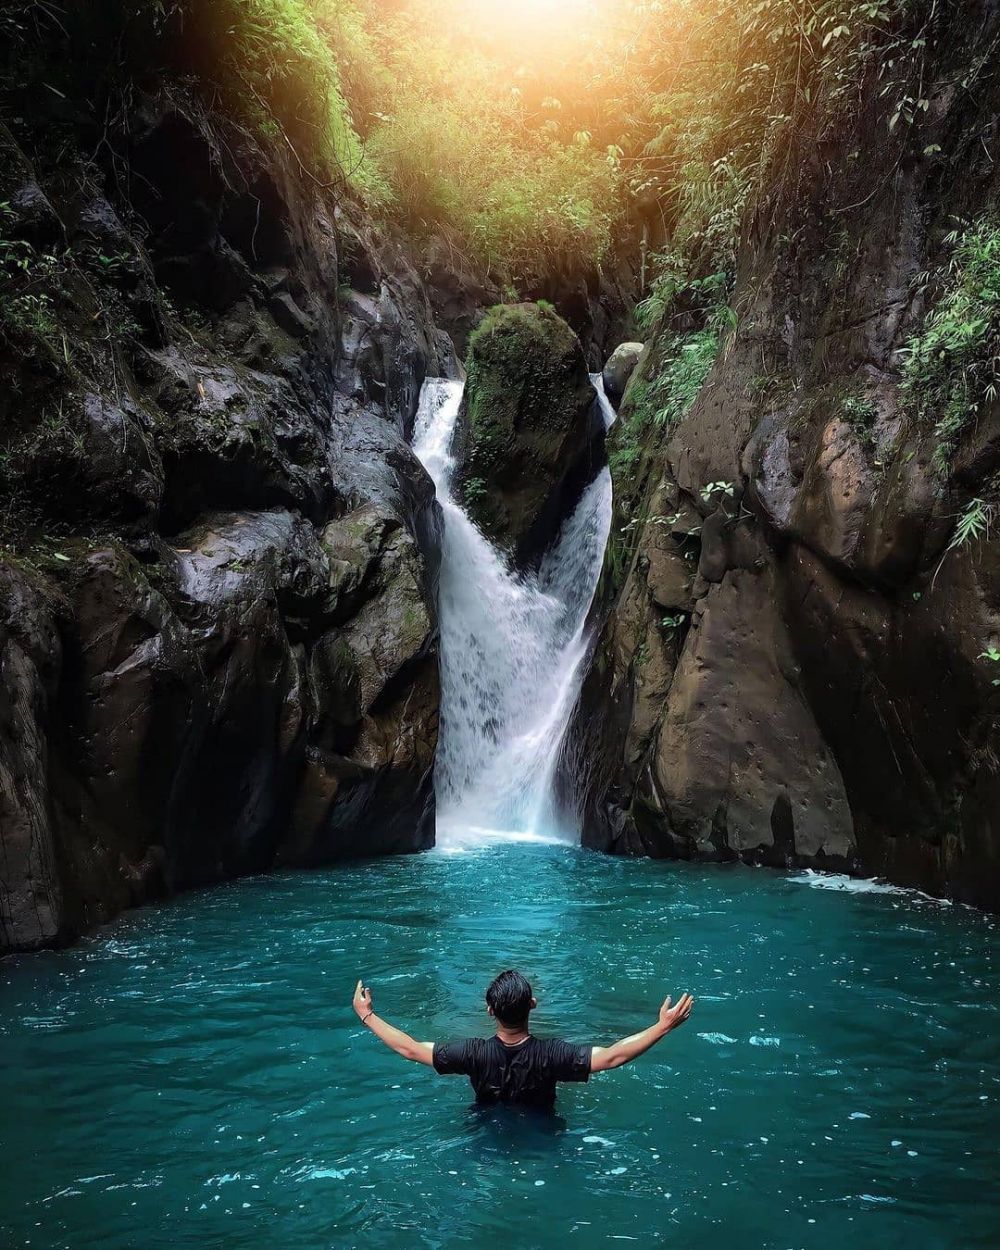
(1, 844), (998, 1249)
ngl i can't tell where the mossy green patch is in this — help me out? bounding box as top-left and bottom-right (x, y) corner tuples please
(458, 302), (593, 550)
(842, 390), (878, 452)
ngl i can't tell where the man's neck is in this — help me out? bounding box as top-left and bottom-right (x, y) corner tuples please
(495, 1021), (531, 1044)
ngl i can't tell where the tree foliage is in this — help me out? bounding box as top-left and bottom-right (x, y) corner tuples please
(1, 0), (939, 287)
(903, 218), (1000, 472)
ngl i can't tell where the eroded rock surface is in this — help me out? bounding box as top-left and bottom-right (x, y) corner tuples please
(0, 564), (63, 951)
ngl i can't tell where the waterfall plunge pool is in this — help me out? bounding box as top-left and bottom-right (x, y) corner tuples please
(4, 380), (997, 1247)
(2, 843), (998, 1249)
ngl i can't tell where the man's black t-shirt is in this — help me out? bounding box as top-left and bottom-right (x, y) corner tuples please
(433, 1036), (591, 1107)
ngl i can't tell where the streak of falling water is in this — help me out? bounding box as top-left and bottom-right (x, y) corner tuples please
(412, 376), (614, 848)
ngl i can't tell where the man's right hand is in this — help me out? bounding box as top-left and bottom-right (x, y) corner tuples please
(353, 979), (374, 1021)
(658, 992), (694, 1032)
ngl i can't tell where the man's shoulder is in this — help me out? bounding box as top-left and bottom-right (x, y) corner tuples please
(535, 1037), (592, 1082)
(432, 1036), (486, 1075)
(433, 1036), (493, 1062)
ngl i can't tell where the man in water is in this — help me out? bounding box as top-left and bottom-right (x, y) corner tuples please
(352, 969), (694, 1108)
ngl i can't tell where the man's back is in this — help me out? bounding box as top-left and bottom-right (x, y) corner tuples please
(433, 1035), (592, 1107)
(351, 970), (694, 1105)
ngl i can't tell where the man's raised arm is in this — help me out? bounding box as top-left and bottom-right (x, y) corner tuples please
(352, 980), (435, 1066)
(589, 992), (694, 1073)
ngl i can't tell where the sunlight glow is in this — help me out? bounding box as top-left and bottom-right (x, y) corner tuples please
(463, 0), (595, 41)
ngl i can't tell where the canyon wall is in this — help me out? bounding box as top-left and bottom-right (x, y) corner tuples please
(578, 4), (1000, 908)
(0, 86), (469, 953)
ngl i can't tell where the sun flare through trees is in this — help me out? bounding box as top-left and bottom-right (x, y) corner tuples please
(42, 0), (929, 289)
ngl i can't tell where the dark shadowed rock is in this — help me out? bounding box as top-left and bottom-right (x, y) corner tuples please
(0, 88), (453, 953)
(282, 502), (439, 866)
(159, 512), (325, 885)
(268, 290), (314, 340)
(0, 561), (64, 951)
(12, 392), (164, 530)
(419, 234), (498, 358)
(147, 349), (335, 531)
(49, 544), (198, 926)
(7, 178), (63, 249)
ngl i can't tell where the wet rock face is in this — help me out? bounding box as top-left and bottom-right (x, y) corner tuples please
(0, 94), (454, 952)
(285, 503), (438, 864)
(579, 7), (1000, 907)
(146, 349), (335, 532)
(454, 302), (602, 565)
(639, 558), (854, 867)
(0, 564), (63, 952)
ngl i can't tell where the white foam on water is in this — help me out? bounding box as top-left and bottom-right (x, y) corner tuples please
(412, 376), (613, 849)
(789, 870), (904, 895)
(788, 869), (952, 905)
(434, 822), (567, 851)
(293, 1165), (356, 1182)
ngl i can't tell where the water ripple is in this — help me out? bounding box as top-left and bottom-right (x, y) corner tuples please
(0, 848), (997, 1249)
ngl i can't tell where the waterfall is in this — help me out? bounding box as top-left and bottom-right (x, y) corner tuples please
(412, 375), (614, 848)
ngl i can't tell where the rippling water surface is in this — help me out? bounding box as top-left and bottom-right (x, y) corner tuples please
(2, 845), (998, 1249)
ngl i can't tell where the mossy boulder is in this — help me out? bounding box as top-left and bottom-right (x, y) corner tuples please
(602, 341), (644, 406)
(455, 302), (599, 563)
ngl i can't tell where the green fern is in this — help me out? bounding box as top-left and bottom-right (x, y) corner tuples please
(902, 216), (1000, 472)
(948, 497), (994, 550)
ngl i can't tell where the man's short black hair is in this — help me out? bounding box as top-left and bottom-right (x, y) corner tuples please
(486, 969), (533, 1027)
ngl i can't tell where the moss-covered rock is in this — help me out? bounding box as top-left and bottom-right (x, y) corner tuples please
(455, 302), (599, 563)
(602, 340), (644, 406)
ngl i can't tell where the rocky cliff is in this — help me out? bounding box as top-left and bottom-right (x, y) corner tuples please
(578, 2), (1000, 908)
(0, 81), (468, 953)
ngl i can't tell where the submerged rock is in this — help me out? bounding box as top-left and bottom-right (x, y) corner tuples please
(602, 341), (643, 406)
(454, 302), (601, 565)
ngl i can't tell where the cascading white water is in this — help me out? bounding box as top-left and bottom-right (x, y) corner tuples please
(412, 375), (614, 848)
